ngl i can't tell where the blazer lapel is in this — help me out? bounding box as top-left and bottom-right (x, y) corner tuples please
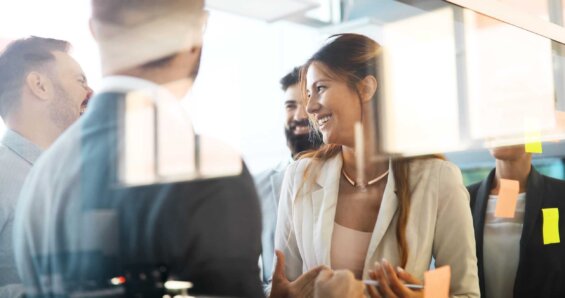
(366, 162), (398, 262)
(313, 156), (341, 266)
(473, 169), (495, 298)
(520, 167), (544, 248)
(513, 166), (544, 297)
(473, 169), (495, 250)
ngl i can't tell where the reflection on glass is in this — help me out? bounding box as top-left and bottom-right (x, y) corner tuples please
(122, 90), (158, 185)
(121, 80), (241, 186)
(378, 6), (461, 155)
(497, 0), (549, 21)
(464, 9), (556, 143)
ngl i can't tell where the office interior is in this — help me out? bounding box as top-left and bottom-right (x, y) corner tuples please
(1, 0), (564, 182)
(0, 0), (565, 296)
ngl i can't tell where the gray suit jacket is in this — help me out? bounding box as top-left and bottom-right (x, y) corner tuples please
(253, 160), (288, 289)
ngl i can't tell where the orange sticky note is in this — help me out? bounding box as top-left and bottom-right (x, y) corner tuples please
(542, 208), (560, 245)
(495, 179), (519, 218)
(424, 266), (450, 298)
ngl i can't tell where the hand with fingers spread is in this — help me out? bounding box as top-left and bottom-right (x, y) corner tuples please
(367, 259), (423, 298)
(314, 269), (365, 298)
(270, 250), (330, 298)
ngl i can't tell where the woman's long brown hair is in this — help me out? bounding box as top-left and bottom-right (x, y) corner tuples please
(297, 33), (418, 267)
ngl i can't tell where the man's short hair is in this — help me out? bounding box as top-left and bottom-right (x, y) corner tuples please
(280, 66), (301, 91)
(90, 0), (205, 73)
(0, 36), (70, 118)
(91, 0), (203, 24)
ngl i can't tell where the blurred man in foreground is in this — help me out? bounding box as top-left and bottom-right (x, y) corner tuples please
(14, 1), (263, 297)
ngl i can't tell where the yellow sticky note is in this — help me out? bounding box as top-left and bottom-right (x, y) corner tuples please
(525, 131), (543, 153)
(424, 266), (450, 298)
(495, 179), (519, 218)
(542, 208), (560, 245)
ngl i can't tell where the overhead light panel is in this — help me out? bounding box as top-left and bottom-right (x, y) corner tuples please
(206, 0), (319, 22)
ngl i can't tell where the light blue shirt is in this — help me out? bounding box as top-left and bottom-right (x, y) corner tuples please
(0, 129), (41, 297)
(253, 159), (290, 292)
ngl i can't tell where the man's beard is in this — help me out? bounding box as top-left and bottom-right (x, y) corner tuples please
(285, 120), (322, 157)
(48, 83), (79, 131)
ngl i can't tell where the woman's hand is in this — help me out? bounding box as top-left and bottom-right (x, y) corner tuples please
(314, 269), (365, 298)
(366, 259), (423, 298)
(270, 250), (330, 298)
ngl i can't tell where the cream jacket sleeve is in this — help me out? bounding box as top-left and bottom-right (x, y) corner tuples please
(431, 161), (479, 298)
(272, 158), (479, 297)
(273, 160), (303, 282)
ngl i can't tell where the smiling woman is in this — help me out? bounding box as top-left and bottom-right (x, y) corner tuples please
(272, 33), (480, 298)
(305, 61), (364, 147)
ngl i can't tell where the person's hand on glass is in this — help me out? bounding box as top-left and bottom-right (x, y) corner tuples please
(314, 269), (365, 298)
(270, 250), (330, 298)
(367, 259), (423, 298)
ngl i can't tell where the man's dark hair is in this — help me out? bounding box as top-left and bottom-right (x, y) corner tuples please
(280, 66), (301, 92)
(0, 36), (70, 118)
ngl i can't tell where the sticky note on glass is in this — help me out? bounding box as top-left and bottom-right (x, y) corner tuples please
(525, 131), (543, 153)
(424, 265), (450, 298)
(542, 208), (560, 245)
(495, 179), (519, 218)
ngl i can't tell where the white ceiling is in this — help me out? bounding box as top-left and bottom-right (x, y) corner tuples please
(206, 0), (319, 22)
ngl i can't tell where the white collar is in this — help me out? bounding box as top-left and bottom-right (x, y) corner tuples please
(97, 75), (182, 107)
(98, 75), (161, 94)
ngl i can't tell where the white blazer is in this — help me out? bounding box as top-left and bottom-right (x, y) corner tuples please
(274, 155), (479, 297)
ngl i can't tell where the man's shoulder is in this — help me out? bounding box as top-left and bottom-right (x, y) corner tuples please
(19, 121), (83, 200)
(540, 172), (565, 187)
(34, 127), (80, 167)
(161, 161), (257, 197)
(0, 143), (28, 166)
(0, 142), (14, 156)
(253, 160), (289, 183)
(0, 143), (28, 169)
(253, 168), (275, 187)
(538, 173), (565, 202)
(466, 180), (482, 194)
(0, 144), (33, 196)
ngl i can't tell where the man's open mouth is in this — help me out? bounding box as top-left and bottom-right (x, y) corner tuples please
(290, 119), (311, 135)
(80, 94), (92, 115)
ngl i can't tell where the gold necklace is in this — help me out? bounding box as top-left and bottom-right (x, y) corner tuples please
(341, 168), (389, 188)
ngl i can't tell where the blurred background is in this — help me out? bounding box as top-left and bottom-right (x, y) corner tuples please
(1, 0), (564, 184)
